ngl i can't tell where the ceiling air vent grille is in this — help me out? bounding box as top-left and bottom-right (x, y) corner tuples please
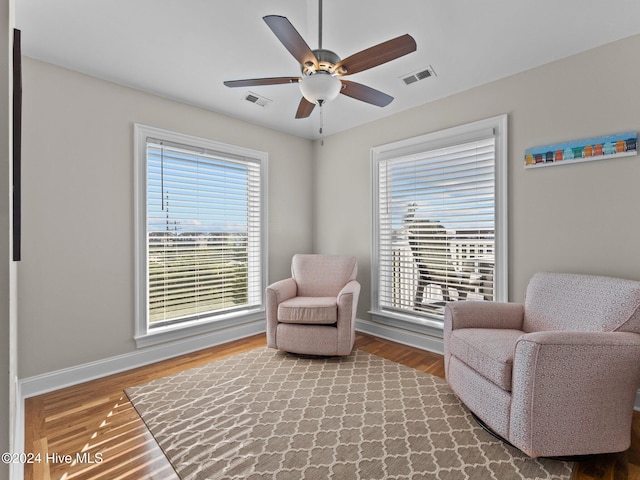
(401, 66), (437, 86)
(244, 91), (272, 108)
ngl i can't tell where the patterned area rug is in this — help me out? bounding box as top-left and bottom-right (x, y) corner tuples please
(125, 348), (573, 480)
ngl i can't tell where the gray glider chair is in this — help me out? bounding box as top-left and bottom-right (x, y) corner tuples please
(266, 254), (360, 356)
(444, 272), (640, 458)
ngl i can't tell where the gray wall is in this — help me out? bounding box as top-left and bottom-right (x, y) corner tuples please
(18, 58), (314, 378)
(17, 32), (640, 381)
(1, 1), (14, 478)
(314, 34), (640, 319)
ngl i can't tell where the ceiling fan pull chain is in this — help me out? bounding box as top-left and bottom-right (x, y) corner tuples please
(319, 106), (325, 146)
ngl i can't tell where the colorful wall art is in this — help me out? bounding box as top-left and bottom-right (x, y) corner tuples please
(524, 132), (637, 169)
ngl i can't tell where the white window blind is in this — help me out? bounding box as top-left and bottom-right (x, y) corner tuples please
(145, 138), (263, 329)
(376, 133), (497, 321)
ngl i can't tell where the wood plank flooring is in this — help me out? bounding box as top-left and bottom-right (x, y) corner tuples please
(23, 333), (640, 479)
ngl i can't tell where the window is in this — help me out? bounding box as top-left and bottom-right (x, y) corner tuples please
(134, 125), (267, 346)
(371, 115), (507, 331)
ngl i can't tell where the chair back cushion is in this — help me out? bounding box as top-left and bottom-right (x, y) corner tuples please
(292, 254), (357, 297)
(523, 272), (640, 333)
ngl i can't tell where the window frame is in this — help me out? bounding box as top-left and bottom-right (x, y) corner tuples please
(370, 115), (508, 335)
(134, 124), (268, 347)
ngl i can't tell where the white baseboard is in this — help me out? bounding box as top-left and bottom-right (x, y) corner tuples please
(20, 317), (437, 399)
(19, 319), (266, 399)
(355, 317), (444, 355)
(21, 316), (438, 400)
(11, 376), (22, 480)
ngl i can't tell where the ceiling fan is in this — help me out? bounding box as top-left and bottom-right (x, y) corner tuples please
(223, 0), (417, 119)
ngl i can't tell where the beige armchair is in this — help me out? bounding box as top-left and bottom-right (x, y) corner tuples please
(444, 272), (640, 458)
(266, 254), (360, 356)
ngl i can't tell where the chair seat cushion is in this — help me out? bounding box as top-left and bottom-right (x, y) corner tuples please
(449, 328), (523, 391)
(278, 296), (337, 324)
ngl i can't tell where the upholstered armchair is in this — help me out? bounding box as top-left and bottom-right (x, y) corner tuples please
(266, 254), (360, 356)
(444, 272), (640, 458)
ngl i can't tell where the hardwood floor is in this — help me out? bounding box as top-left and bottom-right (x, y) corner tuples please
(23, 333), (640, 479)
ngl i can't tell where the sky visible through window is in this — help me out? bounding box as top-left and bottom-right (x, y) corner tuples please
(384, 138), (495, 233)
(147, 143), (250, 235)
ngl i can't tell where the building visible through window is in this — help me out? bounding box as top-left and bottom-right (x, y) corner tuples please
(372, 116), (507, 326)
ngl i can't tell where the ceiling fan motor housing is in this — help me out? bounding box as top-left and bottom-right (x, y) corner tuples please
(303, 49), (342, 75)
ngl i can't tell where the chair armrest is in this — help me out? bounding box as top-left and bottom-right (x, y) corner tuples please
(444, 302), (524, 378)
(337, 280), (361, 321)
(338, 280), (360, 303)
(265, 278), (297, 348)
(444, 301), (524, 332)
(266, 278), (297, 305)
(510, 331), (640, 456)
(336, 280), (361, 352)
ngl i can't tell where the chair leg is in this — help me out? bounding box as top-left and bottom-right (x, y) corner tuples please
(470, 411), (516, 448)
(471, 411), (594, 461)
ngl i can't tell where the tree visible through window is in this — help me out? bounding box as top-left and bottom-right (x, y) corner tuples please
(372, 116), (507, 325)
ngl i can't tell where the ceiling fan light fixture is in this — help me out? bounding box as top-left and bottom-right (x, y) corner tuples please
(299, 72), (342, 106)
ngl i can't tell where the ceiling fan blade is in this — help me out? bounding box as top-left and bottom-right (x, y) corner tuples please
(223, 77), (300, 88)
(340, 80), (394, 107)
(335, 34), (417, 76)
(295, 97), (316, 118)
(263, 15), (318, 68)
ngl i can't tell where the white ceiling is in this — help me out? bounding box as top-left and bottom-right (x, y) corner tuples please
(15, 0), (640, 140)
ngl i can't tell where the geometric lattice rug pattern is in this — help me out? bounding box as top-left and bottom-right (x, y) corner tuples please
(125, 348), (573, 480)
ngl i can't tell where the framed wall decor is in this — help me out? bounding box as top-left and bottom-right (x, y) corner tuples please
(524, 132), (637, 169)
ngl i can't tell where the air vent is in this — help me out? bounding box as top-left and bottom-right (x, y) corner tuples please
(243, 91), (272, 108)
(401, 66), (437, 86)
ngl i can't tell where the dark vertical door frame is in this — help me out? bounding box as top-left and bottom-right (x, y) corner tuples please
(12, 28), (21, 261)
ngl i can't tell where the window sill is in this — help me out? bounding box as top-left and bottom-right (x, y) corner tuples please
(135, 309), (265, 348)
